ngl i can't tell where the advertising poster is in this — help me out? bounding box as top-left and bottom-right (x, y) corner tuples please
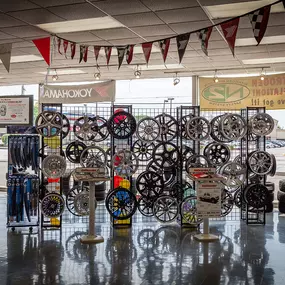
(197, 182), (222, 218)
(40, 80), (115, 104)
(199, 73), (285, 110)
(0, 95), (33, 127)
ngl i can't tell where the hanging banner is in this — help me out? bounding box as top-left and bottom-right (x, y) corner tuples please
(197, 181), (222, 219)
(199, 74), (285, 110)
(0, 95), (33, 127)
(40, 81), (116, 104)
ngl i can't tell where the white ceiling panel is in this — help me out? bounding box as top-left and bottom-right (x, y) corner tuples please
(92, 28), (138, 40)
(0, 0), (39, 12)
(32, 0), (86, 8)
(141, 0), (199, 11)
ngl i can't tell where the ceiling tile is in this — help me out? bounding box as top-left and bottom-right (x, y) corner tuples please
(132, 25), (175, 37)
(91, 0), (150, 15)
(156, 7), (208, 24)
(109, 38), (143, 45)
(8, 9), (64, 25)
(31, 0), (85, 7)
(114, 12), (163, 27)
(1, 25), (48, 38)
(169, 20), (212, 34)
(141, 0), (199, 11)
(0, 31), (16, 40)
(0, 0), (39, 12)
(48, 3), (105, 20)
(92, 28), (138, 40)
(58, 31), (101, 42)
(0, 13), (26, 28)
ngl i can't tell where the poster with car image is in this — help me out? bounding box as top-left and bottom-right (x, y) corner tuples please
(197, 181), (222, 218)
(0, 95), (33, 127)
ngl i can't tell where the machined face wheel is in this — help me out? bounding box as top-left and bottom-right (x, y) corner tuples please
(42, 154), (66, 178)
(247, 150), (273, 175)
(155, 114), (178, 142)
(136, 117), (160, 142)
(186, 117), (211, 141)
(153, 196), (179, 223)
(249, 113), (274, 136)
(220, 114), (247, 140)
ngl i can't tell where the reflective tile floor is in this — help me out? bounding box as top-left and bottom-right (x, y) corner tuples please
(1, 192), (285, 285)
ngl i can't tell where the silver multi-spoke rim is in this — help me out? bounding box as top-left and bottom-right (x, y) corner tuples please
(247, 150), (273, 175)
(136, 117), (160, 142)
(36, 111), (63, 137)
(220, 114), (247, 140)
(42, 154), (66, 178)
(249, 113), (274, 136)
(153, 196), (178, 223)
(80, 146), (107, 168)
(113, 150), (138, 177)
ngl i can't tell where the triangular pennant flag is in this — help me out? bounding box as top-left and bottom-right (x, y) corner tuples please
(126, 45), (134, 64)
(32, 37), (50, 66)
(94, 46), (101, 62)
(117, 46), (126, 69)
(142, 42), (153, 65)
(248, 5), (271, 45)
(220, 18), (239, 56)
(176, 33), (190, 63)
(57, 38), (62, 55)
(79, 45), (88, 63)
(104, 46), (112, 65)
(70, 42), (76, 59)
(197, 27), (212, 56)
(63, 40), (68, 58)
(158, 38), (170, 63)
(0, 43), (12, 72)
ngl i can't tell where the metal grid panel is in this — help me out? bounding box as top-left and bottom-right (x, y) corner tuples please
(201, 109), (242, 222)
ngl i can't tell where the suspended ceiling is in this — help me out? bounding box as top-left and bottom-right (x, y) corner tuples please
(0, 0), (285, 85)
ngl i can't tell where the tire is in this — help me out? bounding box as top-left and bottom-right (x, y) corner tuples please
(277, 190), (285, 203)
(265, 182), (275, 193)
(278, 201), (285, 213)
(265, 203), (273, 213)
(268, 192), (274, 202)
(279, 179), (285, 192)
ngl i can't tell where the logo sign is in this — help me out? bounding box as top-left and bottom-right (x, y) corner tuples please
(40, 80), (115, 104)
(202, 83), (250, 103)
(199, 74), (285, 110)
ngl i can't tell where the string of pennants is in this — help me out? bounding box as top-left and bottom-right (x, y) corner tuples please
(0, 0), (284, 73)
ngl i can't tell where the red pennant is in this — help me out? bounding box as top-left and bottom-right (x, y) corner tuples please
(79, 45), (88, 63)
(104, 47), (112, 65)
(32, 37), (50, 66)
(63, 40), (68, 58)
(220, 18), (239, 56)
(57, 38), (62, 55)
(142, 42), (153, 65)
(158, 39), (170, 63)
(126, 45), (134, 64)
(70, 42), (76, 59)
(94, 46), (101, 62)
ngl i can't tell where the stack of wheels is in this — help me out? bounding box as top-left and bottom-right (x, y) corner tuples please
(277, 179), (285, 213)
(265, 182), (275, 213)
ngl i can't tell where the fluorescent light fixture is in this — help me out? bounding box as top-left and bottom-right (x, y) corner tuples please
(37, 16), (124, 33)
(236, 35), (285, 46)
(39, 69), (86, 75)
(9, 55), (43, 63)
(243, 57), (285, 64)
(204, 0), (284, 19)
(129, 64), (184, 71)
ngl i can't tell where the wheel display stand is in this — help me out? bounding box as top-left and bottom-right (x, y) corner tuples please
(241, 107), (266, 225)
(6, 134), (40, 232)
(73, 167), (110, 244)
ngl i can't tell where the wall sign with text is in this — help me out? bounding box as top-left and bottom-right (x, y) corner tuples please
(199, 74), (285, 110)
(0, 95), (33, 127)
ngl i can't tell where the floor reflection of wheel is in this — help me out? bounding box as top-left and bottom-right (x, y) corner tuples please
(153, 227), (179, 256)
(85, 262), (107, 285)
(153, 196), (178, 223)
(137, 229), (157, 250)
(180, 196), (203, 225)
(65, 231), (90, 263)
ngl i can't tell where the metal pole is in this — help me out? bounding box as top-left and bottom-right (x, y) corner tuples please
(89, 181), (96, 236)
(168, 98), (174, 116)
(192, 75), (198, 106)
(203, 218), (209, 235)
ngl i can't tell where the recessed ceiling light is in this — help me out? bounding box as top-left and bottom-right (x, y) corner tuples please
(242, 57), (285, 64)
(204, 0), (284, 19)
(39, 69), (85, 75)
(9, 55), (43, 63)
(128, 64), (184, 71)
(236, 35), (285, 46)
(37, 17), (124, 33)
